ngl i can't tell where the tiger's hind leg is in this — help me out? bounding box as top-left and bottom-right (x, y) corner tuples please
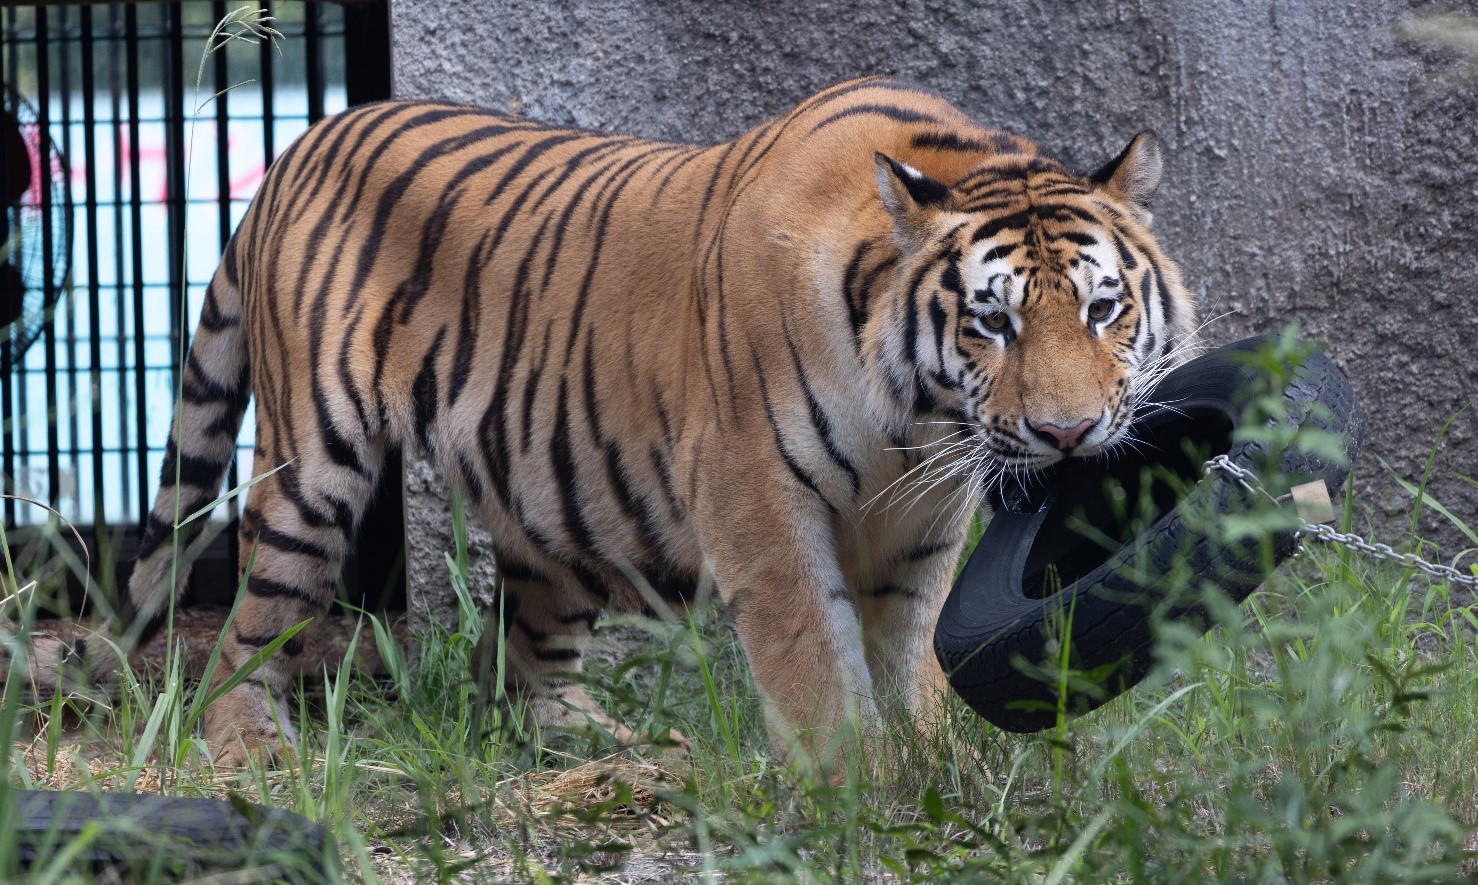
(203, 441), (381, 766)
(471, 559), (641, 747)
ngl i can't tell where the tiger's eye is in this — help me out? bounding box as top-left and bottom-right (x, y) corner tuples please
(1087, 299), (1115, 322)
(981, 312), (1011, 332)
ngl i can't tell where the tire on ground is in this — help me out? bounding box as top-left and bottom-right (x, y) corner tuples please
(935, 336), (1365, 733)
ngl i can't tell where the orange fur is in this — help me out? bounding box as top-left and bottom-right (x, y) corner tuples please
(30, 78), (1197, 767)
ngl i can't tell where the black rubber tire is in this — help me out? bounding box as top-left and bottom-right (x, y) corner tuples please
(935, 335), (1365, 733)
(8, 789), (333, 881)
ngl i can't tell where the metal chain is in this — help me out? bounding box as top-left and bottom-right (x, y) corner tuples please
(1204, 454), (1478, 590)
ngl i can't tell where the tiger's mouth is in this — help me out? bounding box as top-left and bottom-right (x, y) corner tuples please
(978, 417), (1127, 472)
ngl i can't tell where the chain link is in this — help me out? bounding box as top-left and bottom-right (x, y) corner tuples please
(1204, 454), (1478, 590)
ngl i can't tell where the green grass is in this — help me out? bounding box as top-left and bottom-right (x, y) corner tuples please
(4, 9), (1478, 878)
(2, 465), (1476, 882)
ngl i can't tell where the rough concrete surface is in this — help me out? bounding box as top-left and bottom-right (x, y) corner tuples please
(401, 455), (497, 638)
(390, 0), (1478, 610)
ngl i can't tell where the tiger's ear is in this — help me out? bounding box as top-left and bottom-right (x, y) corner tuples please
(1089, 131), (1162, 219)
(875, 153), (954, 245)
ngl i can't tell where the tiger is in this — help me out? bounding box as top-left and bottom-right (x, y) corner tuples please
(16, 77), (1196, 767)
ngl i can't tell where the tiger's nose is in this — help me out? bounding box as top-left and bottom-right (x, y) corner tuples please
(1028, 418), (1097, 453)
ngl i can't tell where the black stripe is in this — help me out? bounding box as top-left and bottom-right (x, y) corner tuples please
(457, 453), (486, 505)
(590, 381), (669, 561)
(235, 629), (305, 656)
(751, 346), (833, 511)
(807, 103), (947, 135)
(640, 567), (698, 603)
(559, 152), (654, 365)
(1037, 183), (1091, 197)
(650, 446), (684, 520)
(520, 324), (554, 453)
(289, 111), (464, 290)
(955, 161), (1025, 191)
(482, 135), (588, 221)
(573, 326), (666, 557)
(865, 584), (921, 598)
(134, 512), (178, 562)
(556, 609), (601, 631)
(1139, 269), (1155, 335)
(708, 80), (945, 229)
(512, 615), (548, 642)
(338, 105), (498, 225)
(893, 537), (958, 564)
(1148, 261), (1174, 334)
(692, 140), (740, 246)
(580, 327), (604, 447)
(243, 508), (331, 560)
(63, 638), (89, 669)
(782, 324), (861, 497)
(203, 407), (246, 440)
(605, 444), (667, 561)
(278, 105), (408, 232)
(1112, 232), (1139, 270)
(312, 399), (368, 476)
(928, 293), (951, 377)
(246, 575), (323, 608)
(480, 208), (556, 512)
(650, 148), (706, 204)
(289, 106), (484, 301)
(911, 131), (996, 154)
(180, 349), (248, 407)
(277, 462), (339, 529)
(855, 254), (898, 338)
(1025, 156), (1068, 175)
(527, 139), (638, 218)
(1139, 302), (1157, 359)
(448, 229), (493, 408)
(366, 138), (532, 414)
(899, 244), (954, 375)
(532, 646), (582, 662)
(197, 284), (238, 331)
(653, 388), (675, 449)
(222, 241), (241, 288)
(323, 495), (357, 535)
(160, 439), (228, 490)
(642, 144), (699, 191)
(541, 144), (667, 290)
(341, 132), (577, 444)
(728, 122), (779, 183)
(970, 211), (1033, 244)
(412, 326), (447, 454)
(979, 243), (1020, 264)
(306, 124), (526, 439)
(841, 240), (873, 336)
(1037, 203), (1103, 227)
(914, 376), (939, 414)
(956, 196), (1021, 214)
(550, 376), (598, 555)
(496, 559), (543, 582)
(568, 560), (613, 605)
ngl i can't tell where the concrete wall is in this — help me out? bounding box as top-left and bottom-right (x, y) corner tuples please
(390, 0), (1478, 608)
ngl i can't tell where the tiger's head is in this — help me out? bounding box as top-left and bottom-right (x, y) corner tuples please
(866, 132), (1197, 479)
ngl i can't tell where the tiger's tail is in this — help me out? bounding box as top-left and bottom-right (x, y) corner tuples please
(11, 245), (252, 692)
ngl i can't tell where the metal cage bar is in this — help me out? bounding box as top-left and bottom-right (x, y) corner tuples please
(1, 1), (398, 611)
